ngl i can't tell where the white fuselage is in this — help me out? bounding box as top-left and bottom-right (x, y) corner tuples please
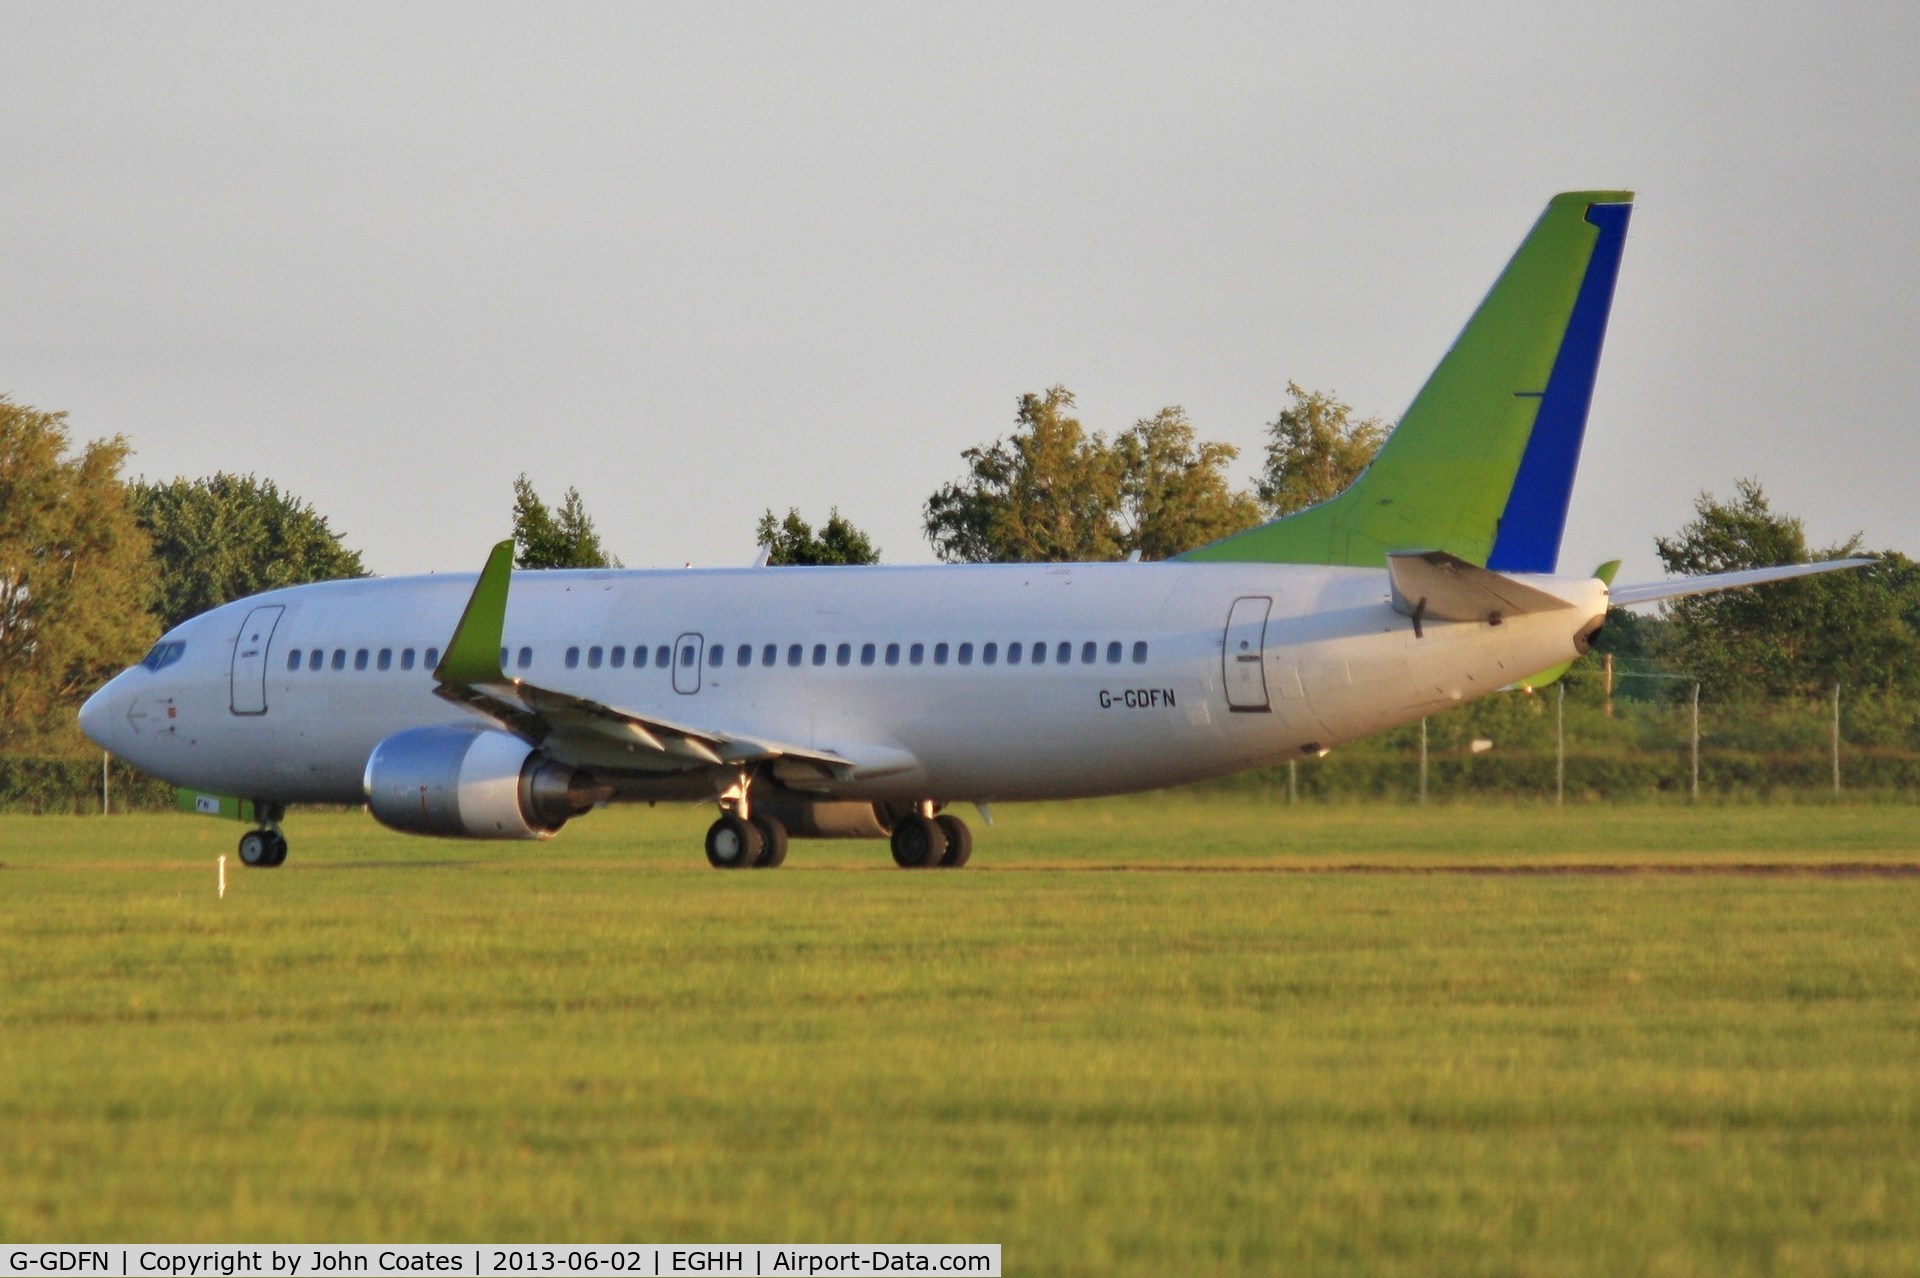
(81, 561), (1607, 808)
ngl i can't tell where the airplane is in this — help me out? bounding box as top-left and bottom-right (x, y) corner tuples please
(77, 190), (1867, 871)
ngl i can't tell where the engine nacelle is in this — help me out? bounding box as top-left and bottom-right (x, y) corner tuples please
(364, 726), (600, 839)
(752, 795), (893, 839)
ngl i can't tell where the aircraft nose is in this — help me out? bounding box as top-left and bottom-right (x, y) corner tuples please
(78, 679), (121, 752)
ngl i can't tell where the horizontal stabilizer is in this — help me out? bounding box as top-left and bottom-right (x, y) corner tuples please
(1610, 558), (1873, 608)
(1388, 550), (1576, 624)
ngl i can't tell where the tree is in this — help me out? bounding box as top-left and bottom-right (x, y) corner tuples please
(132, 473), (368, 631)
(756, 508), (880, 565)
(1114, 408), (1264, 560)
(924, 387), (1124, 564)
(1254, 382), (1388, 517)
(512, 474), (619, 569)
(1655, 479), (1920, 698)
(1, 398), (158, 754)
(924, 388), (1265, 564)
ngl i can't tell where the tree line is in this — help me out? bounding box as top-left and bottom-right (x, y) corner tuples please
(6, 383), (1917, 769)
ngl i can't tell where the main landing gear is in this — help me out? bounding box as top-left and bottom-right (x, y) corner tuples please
(889, 808), (971, 870)
(237, 805), (288, 868)
(704, 810), (790, 870)
(702, 782), (973, 871)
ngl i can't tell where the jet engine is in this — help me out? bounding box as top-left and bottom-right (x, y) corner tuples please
(364, 725), (603, 839)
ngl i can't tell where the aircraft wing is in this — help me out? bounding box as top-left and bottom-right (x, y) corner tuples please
(438, 676), (858, 778)
(1610, 558), (1874, 608)
(429, 541), (872, 783)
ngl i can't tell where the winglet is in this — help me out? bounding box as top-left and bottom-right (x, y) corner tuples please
(434, 540), (515, 685)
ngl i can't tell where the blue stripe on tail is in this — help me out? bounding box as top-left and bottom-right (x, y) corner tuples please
(1486, 201), (1633, 573)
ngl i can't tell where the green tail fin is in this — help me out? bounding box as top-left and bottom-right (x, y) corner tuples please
(1180, 190), (1633, 569)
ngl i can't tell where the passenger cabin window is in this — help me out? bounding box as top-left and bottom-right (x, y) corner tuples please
(588, 646), (604, 669)
(610, 646), (624, 669)
(1056, 641), (1072, 665)
(633, 645), (649, 668)
(355, 649), (369, 671)
(982, 642), (997, 666)
(709, 645), (723, 668)
(1106, 641), (1122, 664)
(934, 643), (949, 666)
(1081, 642), (1097, 664)
(787, 644), (803, 668)
(738, 644), (753, 667)
(885, 643), (900, 666)
(836, 643), (851, 667)
(1031, 642), (1046, 666)
(762, 644), (777, 667)
(378, 649), (392, 671)
(680, 644), (697, 668)
(332, 649), (346, 671)
(812, 644), (826, 667)
(1008, 642), (1022, 666)
(401, 649), (416, 671)
(861, 642), (876, 667)
(957, 642), (973, 666)
(1132, 641), (1148, 664)
(425, 647), (440, 667)
(286, 650), (301, 671)
(310, 650), (324, 672)
(655, 644), (671, 669)
(910, 642), (925, 666)
(566, 647), (580, 669)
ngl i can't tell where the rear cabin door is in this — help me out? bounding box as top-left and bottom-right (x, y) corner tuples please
(673, 632), (704, 694)
(229, 605), (284, 715)
(1222, 596), (1272, 713)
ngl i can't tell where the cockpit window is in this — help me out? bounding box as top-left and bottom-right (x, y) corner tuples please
(141, 641), (186, 672)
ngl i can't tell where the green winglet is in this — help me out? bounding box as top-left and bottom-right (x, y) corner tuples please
(1594, 559), (1621, 586)
(434, 540), (515, 685)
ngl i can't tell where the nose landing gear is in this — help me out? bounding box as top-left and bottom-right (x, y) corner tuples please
(237, 804), (288, 868)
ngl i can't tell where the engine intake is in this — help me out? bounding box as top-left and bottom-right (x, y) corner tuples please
(364, 725), (603, 839)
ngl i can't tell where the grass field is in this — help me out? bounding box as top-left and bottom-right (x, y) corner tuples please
(3, 797), (1919, 1274)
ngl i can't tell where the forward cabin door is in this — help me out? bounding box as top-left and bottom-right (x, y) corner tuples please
(1223, 596), (1272, 713)
(229, 605), (284, 715)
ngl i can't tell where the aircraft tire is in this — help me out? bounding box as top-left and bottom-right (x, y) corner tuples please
(934, 815), (972, 868)
(751, 814), (789, 868)
(705, 814), (763, 869)
(889, 814), (947, 869)
(265, 833), (289, 867)
(238, 830), (273, 868)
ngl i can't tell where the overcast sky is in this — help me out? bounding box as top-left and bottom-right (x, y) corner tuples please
(7, 2), (1916, 583)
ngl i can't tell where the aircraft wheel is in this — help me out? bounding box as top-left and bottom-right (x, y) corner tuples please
(238, 830), (275, 868)
(265, 832), (289, 867)
(705, 814), (763, 869)
(751, 814), (789, 868)
(889, 814), (947, 869)
(934, 814), (972, 868)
